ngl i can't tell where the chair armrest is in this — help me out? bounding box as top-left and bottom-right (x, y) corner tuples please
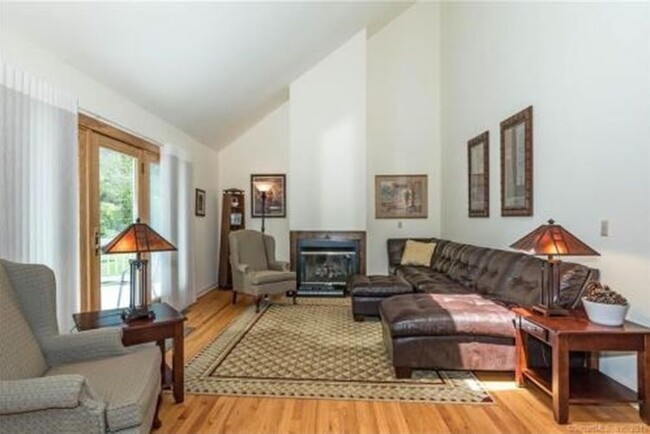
(268, 261), (290, 272)
(42, 328), (128, 366)
(0, 375), (96, 414)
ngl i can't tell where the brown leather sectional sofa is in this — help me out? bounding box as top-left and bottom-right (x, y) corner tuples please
(364, 238), (597, 375)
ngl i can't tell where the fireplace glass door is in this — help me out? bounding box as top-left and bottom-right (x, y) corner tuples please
(300, 251), (356, 287)
(297, 240), (359, 296)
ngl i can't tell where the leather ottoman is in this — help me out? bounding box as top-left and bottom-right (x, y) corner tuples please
(379, 293), (517, 376)
(349, 275), (413, 321)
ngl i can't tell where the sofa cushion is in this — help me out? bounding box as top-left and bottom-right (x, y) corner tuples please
(387, 238), (440, 271)
(485, 255), (544, 307)
(417, 281), (473, 295)
(447, 246), (494, 289)
(395, 265), (434, 281)
(46, 346), (161, 432)
(431, 241), (467, 274)
(400, 240), (437, 267)
(397, 267), (469, 294)
(0, 263), (48, 380)
(379, 293), (515, 339)
(250, 270), (296, 285)
(349, 275), (412, 297)
(474, 251), (522, 296)
(397, 266), (453, 284)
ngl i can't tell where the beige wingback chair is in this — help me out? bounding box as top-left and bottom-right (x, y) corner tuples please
(0, 259), (162, 433)
(229, 230), (297, 312)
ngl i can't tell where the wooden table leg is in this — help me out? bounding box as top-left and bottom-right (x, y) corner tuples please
(514, 320), (526, 387)
(552, 335), (570, 424)
(173, 321), (184, 403)
(156, 339), (166, 387)
(639, 335), (649, 424)
(587, 351), (599, 370)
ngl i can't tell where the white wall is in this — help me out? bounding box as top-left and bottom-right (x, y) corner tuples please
(366, 3), (442, 274)
(218, 102), (291, 260)
(2, 28), (220, 293)
(289, 30), (367, 231)
(440, 2), (650, 389)
(217, 4), (444, 274)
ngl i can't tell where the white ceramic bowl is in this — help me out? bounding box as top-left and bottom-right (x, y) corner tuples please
(582, 298), (629, 326)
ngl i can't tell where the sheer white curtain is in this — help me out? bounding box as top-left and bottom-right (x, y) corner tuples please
(151, 145), (196, 311)
(0, 64), (79, 332)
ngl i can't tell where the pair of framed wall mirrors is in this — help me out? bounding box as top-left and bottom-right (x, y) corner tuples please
(468, 106), (533, 218)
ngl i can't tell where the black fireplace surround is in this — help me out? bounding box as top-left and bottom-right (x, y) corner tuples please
(296, 238), (360, 296)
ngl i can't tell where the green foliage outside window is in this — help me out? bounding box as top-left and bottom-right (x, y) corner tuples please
(99, 147), (135, 240)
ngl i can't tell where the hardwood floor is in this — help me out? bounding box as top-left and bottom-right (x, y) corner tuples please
(158, 290), (646, 434)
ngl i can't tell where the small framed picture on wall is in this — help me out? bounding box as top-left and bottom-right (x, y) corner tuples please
(375, 175), (428, 219)
(500, 106), (533, 216)
(250, 174), (287, 218)
(195, 188), (206, 217)
(468, 131), (490, 217)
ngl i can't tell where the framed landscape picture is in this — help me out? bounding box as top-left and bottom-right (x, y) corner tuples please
(500, 106), (533, 216)
(250, 174), (286, 218)
(375, 175), (428, 219)
(468, 131), (489, 217)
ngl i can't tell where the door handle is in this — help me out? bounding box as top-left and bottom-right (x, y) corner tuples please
(94, 228), (101, 256)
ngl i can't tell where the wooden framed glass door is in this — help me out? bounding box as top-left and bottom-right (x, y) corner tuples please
(78, 114), (159, 311)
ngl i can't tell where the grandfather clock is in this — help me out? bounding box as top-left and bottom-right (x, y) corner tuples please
(218, 188), (245, 288)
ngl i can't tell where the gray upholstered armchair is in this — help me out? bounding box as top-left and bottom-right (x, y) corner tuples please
(229, 230), (297, 312)
(0, 259), (162, 433)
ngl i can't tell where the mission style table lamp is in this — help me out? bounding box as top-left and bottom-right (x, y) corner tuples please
(103, 219), (176, 321)
(510, 219), (599, 316)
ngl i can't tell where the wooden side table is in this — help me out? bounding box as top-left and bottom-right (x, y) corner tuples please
(513, 307), (649, 425)
(73, 302), (186, 403)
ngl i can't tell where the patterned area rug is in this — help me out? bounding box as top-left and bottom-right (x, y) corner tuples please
(185, 298), (492, 403)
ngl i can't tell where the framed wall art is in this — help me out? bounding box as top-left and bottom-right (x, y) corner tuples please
(250, 174), (286, 218)
(500, 106), (533, 216)
(375, 175), (428, 219)
(468, 131), (489, 217)
(195, 188), (206, 217)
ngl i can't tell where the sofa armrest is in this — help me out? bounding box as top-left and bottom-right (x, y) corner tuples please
(268, 261), (289, 272)
(42, 328), (128, 366)
(0, 375), (96, 414)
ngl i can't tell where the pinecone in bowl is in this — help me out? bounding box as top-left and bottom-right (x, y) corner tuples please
(584, 282), (628, 306)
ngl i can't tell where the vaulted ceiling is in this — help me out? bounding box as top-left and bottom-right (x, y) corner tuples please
(2, 2), (412, 149)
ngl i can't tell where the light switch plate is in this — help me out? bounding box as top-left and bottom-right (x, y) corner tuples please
(397, 221), (403, 229)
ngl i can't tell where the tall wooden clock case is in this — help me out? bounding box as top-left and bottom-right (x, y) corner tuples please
(218, 188), (245, 288)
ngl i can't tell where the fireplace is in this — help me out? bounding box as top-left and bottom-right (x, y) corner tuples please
(290, 231), (366, 296)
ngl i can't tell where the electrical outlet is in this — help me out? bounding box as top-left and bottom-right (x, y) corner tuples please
(397, 221), (403, 229)
(600, 220), (609, 237)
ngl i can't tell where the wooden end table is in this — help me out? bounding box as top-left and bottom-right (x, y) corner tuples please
(73, 302), (186, 403)
(513, 307), (649, 425)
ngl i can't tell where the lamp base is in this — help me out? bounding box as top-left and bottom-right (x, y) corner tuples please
(121, 306), (156, 322)
(532, 304), (569, 316)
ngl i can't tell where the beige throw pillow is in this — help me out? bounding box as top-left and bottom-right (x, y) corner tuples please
(400, 240), (437, 267)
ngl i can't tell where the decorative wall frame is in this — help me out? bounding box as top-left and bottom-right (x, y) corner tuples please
(250, 174), (286, 218)
(468, 131), (489, 218)
(375, 175), (428, 219)
(500, 106), (533, 216)
(195, 188), (206, 217)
